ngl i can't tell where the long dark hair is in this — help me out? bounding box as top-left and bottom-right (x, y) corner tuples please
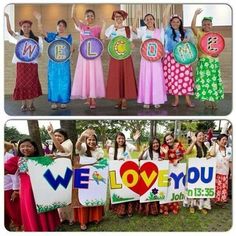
(17, 138), (40, 157)
(170, 16), (185, 42)
(85, 134), (98, 157)
(144, 13), (156, 29)
(148, 137), (160, 160)
(163, 133), (178, 147)
(114, 132), (126, 160)
(20, 29), (39, 42)
(51, 129), (69, 153)
(195, 131), (208, 158)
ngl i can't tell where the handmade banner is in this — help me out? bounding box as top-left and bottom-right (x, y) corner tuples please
(48, 39), (71, 63)
(74, 159), (109, 206)
(139, 160), (169, 203)
(108, 35), (132, 60)
(80, 37), (104, 60)
(173, 42), (198, 65)
(109, 160), (140, 204)
(27, 156), (73, 213)
(186, 158), (216, 198)
(140, 38), (165, 61)
(159, 163), (187, 204)
(15, 38), (40, 62)
(199, 32), (225, 57)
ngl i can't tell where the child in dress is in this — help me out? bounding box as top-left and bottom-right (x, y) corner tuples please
(191, 9), (224, 110)
(70, 5), (105, 109)
(5, 13), (42, 112)
(133, 13), (167, 109)
(162, 5), (195, 107)
(34, 12), (72, 110)
(105, 10), (137, 110)
(4, 138), (60, 231)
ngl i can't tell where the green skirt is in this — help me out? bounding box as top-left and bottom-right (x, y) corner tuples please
(194, 57), (224, 102)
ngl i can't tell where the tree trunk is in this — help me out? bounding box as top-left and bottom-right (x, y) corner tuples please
(27, 120), (44, 155)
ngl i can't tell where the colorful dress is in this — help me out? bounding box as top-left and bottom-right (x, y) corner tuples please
(12, 34), (42, 100)
(194, 29), (224, 102)
(109, 143), (138, 216)
(209, 144), (231, 203)
(44, 33), (72, 104)
(4, 156), (60, 231)
(71, 23), (105, 99)
(159, 142), (185, 215)
(74, 143), (105, 225)
(137, 27), (167, 105)
(105, 25), (137, 99)
(163, 26), (194, 95)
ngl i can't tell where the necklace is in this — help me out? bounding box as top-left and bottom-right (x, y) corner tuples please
(219, 148), (226, 157)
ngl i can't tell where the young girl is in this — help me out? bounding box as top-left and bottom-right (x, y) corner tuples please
(138, 137), (162, 215)
(109, 132), (138, 217)
(134, 13), (167, 109)
(5, 13), (42, 112)
(4, 139), (60, 231)
(191, 9), (224, 110)
(183, 131), (211, 214)
(70, 5), (105, 109)
(75, 129), (104, 230)
(209, 134), (231, 206)
(34, 12), (72, 110)
(47, 124), (74, 225)
(105, 10), (137, 110)
(162, 5), (195, 107)
(160, 133), (185, 215)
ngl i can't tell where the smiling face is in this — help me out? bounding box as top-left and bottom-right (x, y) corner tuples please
(54, 132), (65, 144)
(116, 134), (126, 147)
(86, 135), (97, 149)
(165, 135), (175, 147)
(202, 20), (212, 32)
(144, 15), (155, 29)
(21, 22), (31, 35)
(85, 11), (95, 24)
(19, 141), (35, 157)
(170, 17), (181, 30)
(152, 139), (160, 151)
(218, 136), (228, 147)
(196, 132), (205, 143)
(57, 22), (66, 34)
(114, 13), (124, 25)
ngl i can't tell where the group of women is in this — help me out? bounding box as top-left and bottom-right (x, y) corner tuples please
(4, 123), (232, 231)
(5, 5), (224, 112)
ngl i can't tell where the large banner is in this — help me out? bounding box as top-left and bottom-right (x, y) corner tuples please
(109, 160), (140, 204)
(74, 159), (109, 206)
(160, 163), (187, 204)
(139, 160), (169, 203)
(27, 156), (73, 213)
(187, 158), (216, 198)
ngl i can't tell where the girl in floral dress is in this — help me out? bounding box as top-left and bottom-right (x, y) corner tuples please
(191, 9), (224, 109)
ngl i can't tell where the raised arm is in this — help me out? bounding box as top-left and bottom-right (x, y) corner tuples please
(162, 4), (172, 28)
(191, 8), (203, 36)
(185, 136), (197, 155)
(33, 11), (46, 38)
(71, 4), (83, 28)
(4, 13), (16, 36)
(100, 20), (106, 41)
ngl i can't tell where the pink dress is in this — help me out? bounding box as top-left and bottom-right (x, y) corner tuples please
(137, 28), (167, 105)
(5, 156), (60, 232)
(71, 23), (105, 99)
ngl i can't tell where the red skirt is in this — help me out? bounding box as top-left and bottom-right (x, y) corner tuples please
(106, 56), (137, 99)
(13, 63), (42, 100)
(214, 174), (229, 203)
(74, 206), (104, 225)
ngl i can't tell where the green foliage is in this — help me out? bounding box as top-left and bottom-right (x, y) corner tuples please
(94, 158), (109, 169)
(36, 202), (67, 213)
(39, 126), (50, 143)
(4, 125), (28, 142)
(84, 199), (106, 206)
(28, 156), (54, 167)
(112, 193), (135, 203)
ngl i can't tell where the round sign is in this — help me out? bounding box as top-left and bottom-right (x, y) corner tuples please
(108, 35), (132, 60)
(80, 37), (104, 60)
(173, 42), (198, 65)
(199, 32), (225, 56)
(48, 39), (71, 63)
(15, 38), (40, 62)
(140, 38), (165, 61)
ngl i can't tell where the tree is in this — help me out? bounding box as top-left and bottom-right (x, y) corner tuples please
(40, 126), (50, 143)
(4, 125), (28, 141)
(27, 120), (43, 155)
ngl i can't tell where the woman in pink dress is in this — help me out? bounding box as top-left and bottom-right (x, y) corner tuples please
(4, 138), (60, 231)
(71, 4), (105, 109)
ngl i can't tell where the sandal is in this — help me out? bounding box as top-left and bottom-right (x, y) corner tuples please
(60, 104), (67, 109)
(201, 209), (208, 215)
(190, 207), (195, 214)
(80, 224), (87, 231)
(143, 104), (150, 109)
(154, 104), (160, 108)
(114, 103), (122, 109)
(28, 105), (36, 111)
(51, 103), (58, 110)
(21, 105), (28, 112)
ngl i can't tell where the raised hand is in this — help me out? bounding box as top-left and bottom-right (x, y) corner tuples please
(194, 8), (203, 16)
(133, 130), (141, 141)
(33, 11), (41, 21)
(160, 145), (169, 154)
(47, 123), (54, 135)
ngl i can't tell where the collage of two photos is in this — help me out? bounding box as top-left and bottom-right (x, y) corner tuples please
(3, 2), (233, 233)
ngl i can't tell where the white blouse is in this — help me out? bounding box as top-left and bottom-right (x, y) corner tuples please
(109, 142), (136, 160)
(55, 139), (73, 158)
(78, 143), (104, 160)
(141, 149), (160, 161)
(136, 26), (164, 43)
(105, 24), (136, 40)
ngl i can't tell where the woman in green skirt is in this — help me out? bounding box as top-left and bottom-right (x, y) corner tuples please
(191, 9), (224, 110)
